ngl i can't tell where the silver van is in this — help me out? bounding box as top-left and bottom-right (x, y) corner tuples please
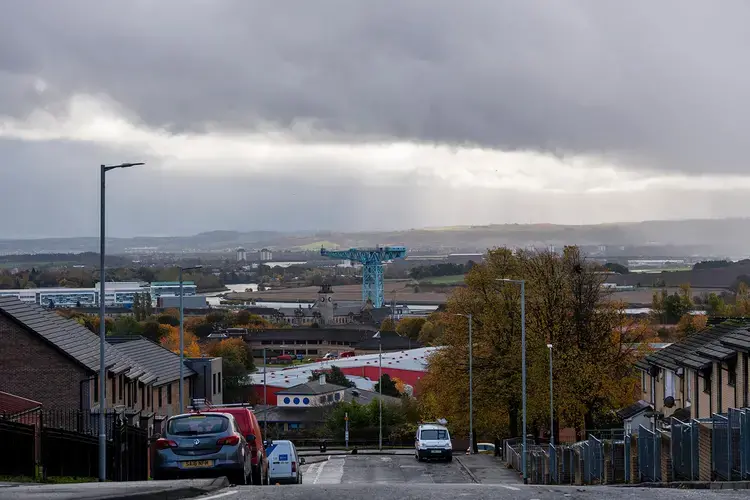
(266, 440), (304, 484)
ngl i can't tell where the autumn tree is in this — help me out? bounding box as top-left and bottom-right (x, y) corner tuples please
(396, 317), (426, 341)
(206, 338), (255, 402)
(159, 326), (201, 357)
(420, 247), (651, 443)
(676, 313), (708, 336)
(380, 317), (396, 331)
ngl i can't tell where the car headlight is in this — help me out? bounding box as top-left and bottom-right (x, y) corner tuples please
(445, 443), (452, 450)
(418, 442), (427, 450)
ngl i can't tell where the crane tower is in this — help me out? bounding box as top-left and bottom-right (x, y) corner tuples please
(320, 246), (407, 308)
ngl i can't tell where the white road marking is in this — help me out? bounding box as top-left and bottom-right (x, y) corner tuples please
(497, 484), (521, 491)
(199, 491), (238, 500)
(380, 457), (392, 462)
(312, 457), (346, 484)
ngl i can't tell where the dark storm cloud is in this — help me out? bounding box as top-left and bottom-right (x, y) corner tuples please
(1, 0), (749, 174)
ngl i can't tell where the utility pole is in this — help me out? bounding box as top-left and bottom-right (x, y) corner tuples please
(179, 265), (202, 413)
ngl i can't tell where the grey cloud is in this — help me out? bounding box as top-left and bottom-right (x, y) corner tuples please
(0, 1), (749, 174)
(0, 139), (748, 239)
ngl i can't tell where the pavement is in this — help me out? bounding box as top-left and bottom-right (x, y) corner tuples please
(454, 453), (522, 484)
(201, 484), (750, 500)
(0, 477), (228, 500)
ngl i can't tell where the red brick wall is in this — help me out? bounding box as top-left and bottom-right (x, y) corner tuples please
(0, 315), (90, 409)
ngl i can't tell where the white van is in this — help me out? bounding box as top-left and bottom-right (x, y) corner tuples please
(415, 423), (452, 462)
(266, 440), (304, 484)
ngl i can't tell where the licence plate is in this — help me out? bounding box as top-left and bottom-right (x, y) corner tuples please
(431, 450), (442, 454)
(182, 460), (214, 468)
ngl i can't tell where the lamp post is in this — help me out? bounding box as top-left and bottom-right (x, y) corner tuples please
(453, 313), (474, 454)
(547, 344), (554, 447)
(373, 331), (382, 451)
(99, 162), (143, 482)
(497, 278), (527, 484)
(178, 265), (202, 413)
(263, 347), (267, 433)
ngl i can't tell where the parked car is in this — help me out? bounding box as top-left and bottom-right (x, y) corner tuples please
(266, 440), (304, 484)
(153, 411), (252, 484)
(415, 422), (452, 462)
(200, 400), (269, 485)
(476, 442), (495, 454)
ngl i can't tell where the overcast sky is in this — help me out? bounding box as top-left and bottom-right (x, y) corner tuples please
(1, 0), (749, 238)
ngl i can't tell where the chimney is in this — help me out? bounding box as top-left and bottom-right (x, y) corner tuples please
(319, 373), (326, 385)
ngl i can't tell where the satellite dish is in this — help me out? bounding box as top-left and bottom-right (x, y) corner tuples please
(648, 366), (659, 377)
(664, 396), (675, 408)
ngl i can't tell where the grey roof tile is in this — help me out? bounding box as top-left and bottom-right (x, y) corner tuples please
(107, 336), (196, 386)
(0, 297), (155, 382)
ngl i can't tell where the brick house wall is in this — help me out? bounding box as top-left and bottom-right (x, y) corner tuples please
(0, 315), (90, 409)
(698, 373), (711, 418)
(151, 379), (193, 417)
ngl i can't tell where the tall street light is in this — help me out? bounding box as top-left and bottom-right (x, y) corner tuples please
(373, 331), (382, 451)
(497, 278), (527, 484)
(452, 313), (474, 454)
(99, 162), (143, 482)
(547, 344), (554, 447)
(179, 265), (202, 413)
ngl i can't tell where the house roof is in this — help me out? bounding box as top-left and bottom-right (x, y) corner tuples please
(356, 330), (422, 351)
(246, 328), (371, 343)
(276, 381), (347, 396)
(616, 399), (652, 420)
(719, 328), (750, 352)
(636, 319), (750, 371)
(107, 336), (196, 386)
(0, 391), (42, 416)
(344, 388), (400, 405)
(0, 297), (150, 379)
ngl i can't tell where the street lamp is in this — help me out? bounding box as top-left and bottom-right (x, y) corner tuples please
(452, 313), (474, 455)
(497, 278), (527, 484)
(98, 162), (143, 482)
(373, 331), (382, 451)
(179, 265), (202, 413)
(547, 344), (554, 447)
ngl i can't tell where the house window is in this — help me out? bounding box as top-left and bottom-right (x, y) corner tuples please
(213, 374), (217, 395)
(641, 371), (647, 394)
(728, 359), (737, 387)
(158, 387), (163, 407)
(111, 377), (116, 402)
(133, 382), (138, 405)
(94, 377), (99, 403)
(119, 375), (124, 401)
(150, 387), (154, 408)
(665, 371), (675, 398)
(218, 373), (222, 393)
(127, 383), (132, 407)
(703, 372), (712, 393)
(167, 384), (173, 405)
(685, 370), (693, 403)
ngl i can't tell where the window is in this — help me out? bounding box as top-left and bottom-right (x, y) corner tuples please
(665, 371), (675, 398)
(685, 370), (693, 403)
(150, 387), (154, 408)
(703, 372), (712, 394)
(293, 397), (300, 405)
(218, 372), (222, 393)
(167, 414), (229, 435)
(133, 382), (138, 405)
(641, 371), (647, 393)
(158, 387), (163, 407)
(303, 397), (310, 405)
(167, 384), (173, 405)
(111, 377), (116, 402)
(284, 397), (291, 404)
(127, 383), (132, 407)
(94, 377), (99, 403)
(420, 429), (448, 440)
(213, 373), (217, 395)
(119, 375), (124, 400)
(728, 359), (737, 387)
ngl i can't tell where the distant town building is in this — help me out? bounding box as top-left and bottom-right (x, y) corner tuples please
(260, 248), (273, 262)
(236, 247), (247, 262)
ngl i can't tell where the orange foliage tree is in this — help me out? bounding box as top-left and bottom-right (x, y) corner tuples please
(159, 325), (202, 357)
(420, 247), (655, 442)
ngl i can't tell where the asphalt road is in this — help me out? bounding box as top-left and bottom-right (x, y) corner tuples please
(302, 455), (471, 485)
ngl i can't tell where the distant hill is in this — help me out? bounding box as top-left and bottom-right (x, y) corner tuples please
(2, 218), (750, 256)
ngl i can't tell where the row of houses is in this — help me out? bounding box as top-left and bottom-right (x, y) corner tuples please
(0, 296), (224, 434)
(637, 317), (750, 423)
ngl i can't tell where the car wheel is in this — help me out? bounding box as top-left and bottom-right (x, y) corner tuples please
(446, 454), (453, 463)
(252, 466), (262, 485)
(232, 470), (248, 486)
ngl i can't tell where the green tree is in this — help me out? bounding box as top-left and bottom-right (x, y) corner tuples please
(374, 374), (401, 397)
(207, 338), (255, 402)
(309, 365), (355, 388)
(604, 262), (629, 274)
(112, 316), (142, 336)
(380, 317), (396, 331)
(396, 317), (426, 341)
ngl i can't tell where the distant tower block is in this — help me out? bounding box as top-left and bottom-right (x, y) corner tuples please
(260, 248), (273, 261)
(320, 246), (407, 308)
(236, 247), (247, 262)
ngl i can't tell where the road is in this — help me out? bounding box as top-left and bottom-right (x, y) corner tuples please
(202, 456), (750, 500)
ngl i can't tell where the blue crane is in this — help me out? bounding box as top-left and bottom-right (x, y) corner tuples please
(320, 246), (407, 308)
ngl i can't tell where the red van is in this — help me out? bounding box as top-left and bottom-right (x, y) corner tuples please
(191, 399), (269, 485)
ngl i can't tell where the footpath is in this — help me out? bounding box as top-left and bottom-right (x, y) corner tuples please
(455, 454), (523, 485)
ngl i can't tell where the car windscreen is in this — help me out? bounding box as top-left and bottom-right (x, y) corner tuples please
(420, 429), (448, 440)
(167, 414), (229, 436)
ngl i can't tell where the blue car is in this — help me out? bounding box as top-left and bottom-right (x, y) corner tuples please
(153, 412), (252, 485)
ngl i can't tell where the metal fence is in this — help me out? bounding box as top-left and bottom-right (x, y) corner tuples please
(671, 417), (699, 480)
(638, 424), (661, 482)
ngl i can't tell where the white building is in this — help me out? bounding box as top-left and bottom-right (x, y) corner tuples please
(237, 247), (247, 262)
(260, 248), (273, 261)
